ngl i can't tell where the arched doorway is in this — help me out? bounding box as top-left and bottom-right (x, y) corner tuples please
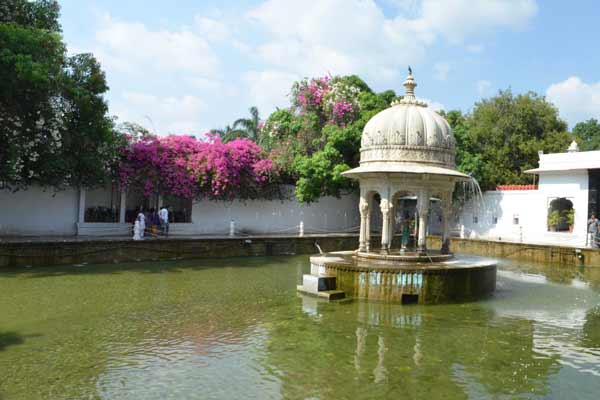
(547, 197), (574, 232)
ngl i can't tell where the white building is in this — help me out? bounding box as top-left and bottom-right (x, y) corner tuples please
(456, 142), (599, 247)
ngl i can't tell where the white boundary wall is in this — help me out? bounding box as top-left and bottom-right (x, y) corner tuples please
(0, 185), (359, 236)
(456, 170), (589, 247)
(0, 187), (79, 235)
(173, 193), (360, 236)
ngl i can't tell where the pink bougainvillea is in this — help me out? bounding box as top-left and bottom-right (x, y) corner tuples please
(292, 76), (331, 111)
(118, 134), (273, 200)
(290, 75), (360, 125)
(331, 101), (355, 124)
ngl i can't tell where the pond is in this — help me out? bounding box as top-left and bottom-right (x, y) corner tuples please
(1, 256), (599, 399)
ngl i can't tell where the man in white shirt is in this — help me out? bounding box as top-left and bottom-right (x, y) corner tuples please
(159, 205), (169, 237)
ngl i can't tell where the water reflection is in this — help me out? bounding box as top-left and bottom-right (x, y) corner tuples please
(0, 256), (599, 399)
(582, 307), (600, 349)
(290, 296), (563, 399)
(287, 261), (600, 399)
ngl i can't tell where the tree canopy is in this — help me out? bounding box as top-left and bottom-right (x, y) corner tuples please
(444, 90), (571, 191)
(0, 0), (123, 190)
(573, 118), (600, 151)
(260, 75), (397, 202)
(1, 3), (581, 202)
(210, 77), (577, 200)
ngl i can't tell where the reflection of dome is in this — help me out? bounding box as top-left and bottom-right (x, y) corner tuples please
(343, 71), (466, 179)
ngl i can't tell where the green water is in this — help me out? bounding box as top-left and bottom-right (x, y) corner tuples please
(1, 256), (599, 400)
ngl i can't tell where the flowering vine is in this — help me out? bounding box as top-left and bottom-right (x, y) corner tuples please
(289, 75), (360, 126)
(291, 76), (331, 112)
(118, 134), (273, 200)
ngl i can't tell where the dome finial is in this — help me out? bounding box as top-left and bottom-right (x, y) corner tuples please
(567, 140), (579, 153)
(390, 67), (427, 107)
(403, 67), (417, 100)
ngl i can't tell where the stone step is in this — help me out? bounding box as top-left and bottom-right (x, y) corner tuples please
(296, 285), (346, 300)
(317, 290), (346, 300)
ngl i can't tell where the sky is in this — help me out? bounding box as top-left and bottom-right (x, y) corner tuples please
(58, 0), (600, 135)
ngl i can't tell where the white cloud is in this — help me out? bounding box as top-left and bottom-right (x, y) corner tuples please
(419, 98), (445, 111)
(246, 0), (537, 86)
(477, 80), (492, 95)
(194, 16), (231, 42)
(546, 76), (600, 127)
(113, 92), (207, 136)
(408, 0), (538, 45)
(242, 70), (300, 114)
(433, 61), (450, 81)
(84, 14), (232, 136)
(78, 1), (539, 136)
(248, 0), (407, 81)
(94, 14), (219, 77)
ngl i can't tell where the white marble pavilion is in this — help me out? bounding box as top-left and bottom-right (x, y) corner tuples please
(342, 70), (469, 254)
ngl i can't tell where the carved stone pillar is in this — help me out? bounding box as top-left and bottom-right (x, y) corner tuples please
(387, 202), (395, 250)
(441, 192), (452, 254)
(358, 197), (369, 252)
(119, 190), (126, 224)
(78, 188), (86, 224)
(365, 211), (371, 252)
(380, 197), (391, 253)
(416, 189), (430, 254)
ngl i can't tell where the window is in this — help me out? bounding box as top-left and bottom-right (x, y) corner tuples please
(547, 197), (574, 232)
(126, 190), (159, 223)
(473, 216), (478, 224)
(163, 195), (193, 223)
(124, 191), (193, 223)
(84, 184), (121, 222)
(513, 214), (519, 225)
(492, 216), (498, 224)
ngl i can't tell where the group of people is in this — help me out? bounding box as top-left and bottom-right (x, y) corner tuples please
(133, 205), (170, 240)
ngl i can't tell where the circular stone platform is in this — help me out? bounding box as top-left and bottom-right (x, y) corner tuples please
(308, 251), (496, 304)
(355, 250), (453, 263)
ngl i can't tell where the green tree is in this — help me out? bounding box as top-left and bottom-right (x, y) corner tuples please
(573, 118), (600, 150)
(59, 53), (125, 187)
(293, 88), (395, 202)
(0, 0), (123, 190)
(0, 0), (60, 31)
(462, 90), (571, 190)
(209, 124), (244, 143)
(260, 108), (303, 149)
(233, 106), (261, 142)
(116, 121), (152, 140)
(442, 109), (484, 181)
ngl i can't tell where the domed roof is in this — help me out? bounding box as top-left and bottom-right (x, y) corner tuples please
(343, 69), (468, 179)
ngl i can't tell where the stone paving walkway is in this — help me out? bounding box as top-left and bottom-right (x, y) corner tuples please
(0, 232), (359, 244)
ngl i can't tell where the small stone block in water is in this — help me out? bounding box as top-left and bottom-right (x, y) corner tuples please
(302, 274), (337, 293)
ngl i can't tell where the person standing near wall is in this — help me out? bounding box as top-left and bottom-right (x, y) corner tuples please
(159, 205), (169, 237)
(401, 212), (411, 251)
(137, 207), (146, 239)
(588, 213), (598, 248)
(133, 216), (142, 241)
(149, 208), (159, 235)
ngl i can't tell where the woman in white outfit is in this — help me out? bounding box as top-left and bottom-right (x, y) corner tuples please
(133, 218), (141, 240)
(137, 208), (146, 238)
